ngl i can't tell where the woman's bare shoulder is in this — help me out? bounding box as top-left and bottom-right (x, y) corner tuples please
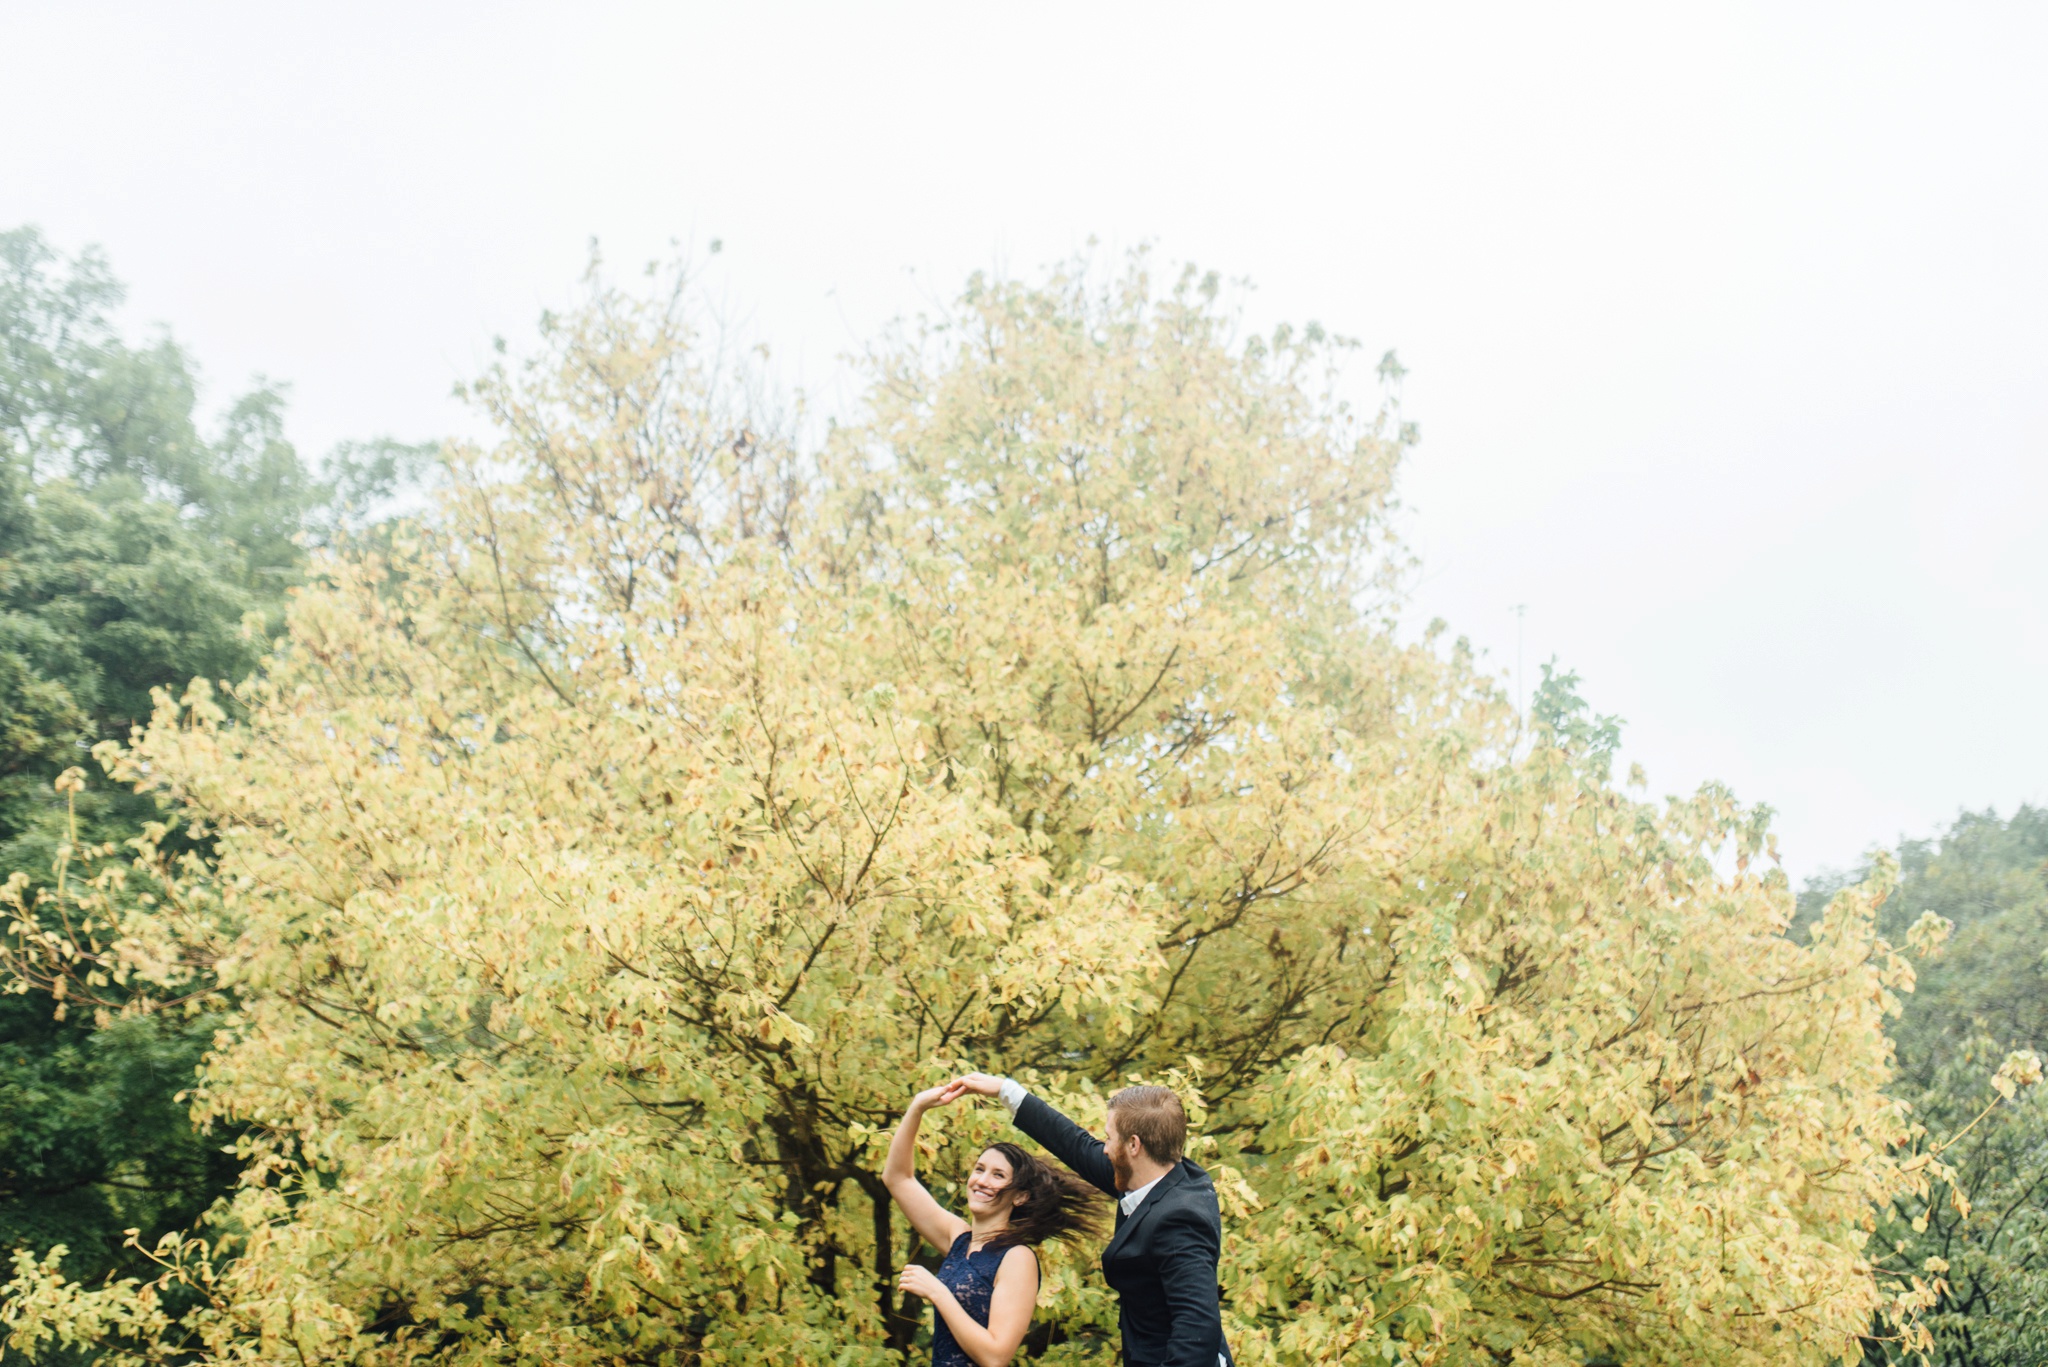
(997, 1243), (1040, 1277)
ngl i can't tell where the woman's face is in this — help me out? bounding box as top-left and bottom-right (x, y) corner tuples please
(965, 1148), (1018, 1217)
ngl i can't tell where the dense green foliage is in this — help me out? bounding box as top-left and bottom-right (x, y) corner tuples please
(0, 226), (426, 1292)
(1804, 808), (2048, 1366)
(1, 227), (300, 862)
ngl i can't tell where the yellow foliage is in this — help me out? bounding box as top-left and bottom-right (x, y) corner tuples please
(1, 257), (1939, 1366)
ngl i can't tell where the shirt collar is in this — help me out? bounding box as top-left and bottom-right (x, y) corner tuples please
(1119, 1171), (1166, 1216)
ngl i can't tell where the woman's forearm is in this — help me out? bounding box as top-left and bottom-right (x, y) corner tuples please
(882, 1099), (928, 1189)
(928, 1285), (1013, 1367)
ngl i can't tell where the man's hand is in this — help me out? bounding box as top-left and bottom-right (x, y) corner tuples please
(946, 1072), (1005, 1102)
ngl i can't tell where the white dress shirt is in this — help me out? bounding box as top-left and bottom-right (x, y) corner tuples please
(1117, 1172), (1165, 1216)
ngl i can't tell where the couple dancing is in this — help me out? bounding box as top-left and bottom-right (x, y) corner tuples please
(884, 1071), (1233, 1367)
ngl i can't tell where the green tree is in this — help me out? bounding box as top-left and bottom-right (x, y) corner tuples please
(0, 225), (303, 859)
(1803, 808), (2048, 1366)
(0, 225), (427, 1292)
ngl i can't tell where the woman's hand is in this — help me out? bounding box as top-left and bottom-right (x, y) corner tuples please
(910, 1084), (957, 1111)
(897, 1263), (947, 1303)
(947, 1072), (1004, 1101)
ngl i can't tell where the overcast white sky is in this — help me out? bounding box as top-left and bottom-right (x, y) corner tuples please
(4, 2), (2044, 883)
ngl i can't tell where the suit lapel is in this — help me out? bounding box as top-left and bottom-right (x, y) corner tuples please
(1101, 1162), (1189, 1263)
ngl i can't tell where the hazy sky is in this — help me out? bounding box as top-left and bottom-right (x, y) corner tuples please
(5, 2), (2043, 883)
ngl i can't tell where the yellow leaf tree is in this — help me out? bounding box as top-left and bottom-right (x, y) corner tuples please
(2, 257), (1939, 1366)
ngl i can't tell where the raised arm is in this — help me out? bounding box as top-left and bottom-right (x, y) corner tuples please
(948, 1073), (1119, 1196)
(883, 1086), (971, 1254)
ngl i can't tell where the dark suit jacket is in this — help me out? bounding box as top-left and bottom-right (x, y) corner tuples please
(1013, 1093), (1233, 1367)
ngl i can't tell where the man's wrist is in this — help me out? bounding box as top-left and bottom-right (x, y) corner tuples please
(997, 1076), (1027, 1115)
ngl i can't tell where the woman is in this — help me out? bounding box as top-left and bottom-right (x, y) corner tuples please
(884, 1081), (1105, 1367)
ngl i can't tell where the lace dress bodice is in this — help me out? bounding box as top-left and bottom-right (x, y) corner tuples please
(930, 1232), (1026, 1367)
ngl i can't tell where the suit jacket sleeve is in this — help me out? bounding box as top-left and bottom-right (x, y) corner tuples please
(1155, 1205), (1226, 1367)
(1011, 1094), (1120, 1197)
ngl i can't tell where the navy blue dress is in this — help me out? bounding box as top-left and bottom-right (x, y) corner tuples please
(931, 1231), (1030, 1367)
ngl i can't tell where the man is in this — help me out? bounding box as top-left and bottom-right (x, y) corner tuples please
(948, 1073), (1233, 1367)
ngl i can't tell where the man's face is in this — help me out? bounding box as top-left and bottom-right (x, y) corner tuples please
(1105, 1110), (1139, 1192)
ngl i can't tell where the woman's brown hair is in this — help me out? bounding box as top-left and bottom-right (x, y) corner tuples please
(980, 1142), (1108, 1250)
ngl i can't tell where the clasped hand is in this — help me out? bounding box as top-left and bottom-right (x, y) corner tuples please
(911, 1072), (1000, 1110)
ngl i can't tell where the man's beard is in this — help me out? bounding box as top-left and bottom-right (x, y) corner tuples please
(1110, 1149), (1135, 1194)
